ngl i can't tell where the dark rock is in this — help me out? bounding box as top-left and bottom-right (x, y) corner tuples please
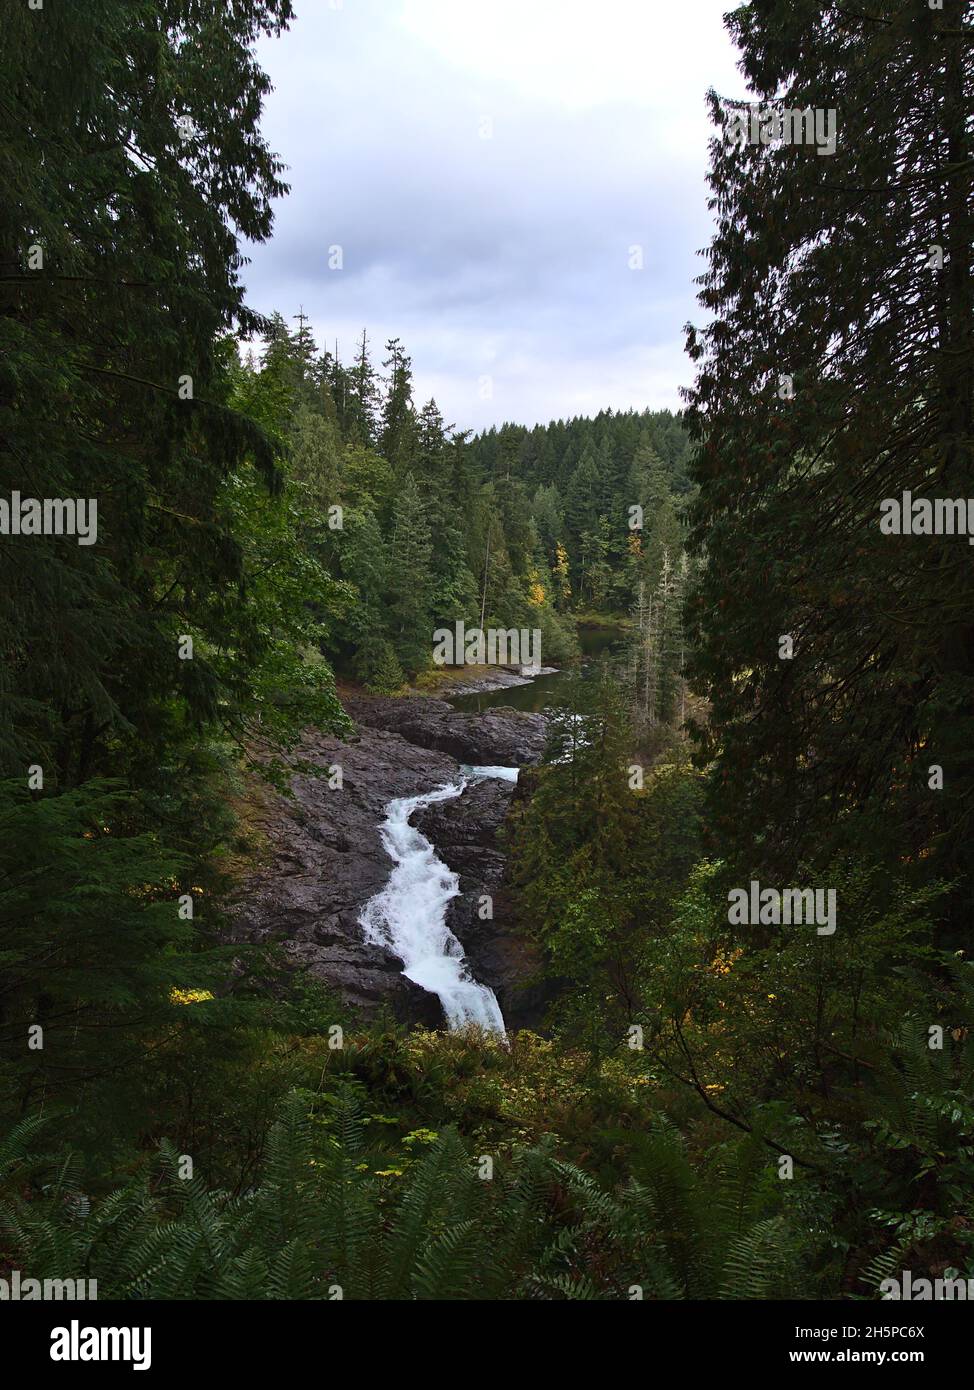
(345, 695), (547, 767)
(227, 723), (456, 1025)
(413, 776), (552, 1029)
(228, 696), (551, 1030)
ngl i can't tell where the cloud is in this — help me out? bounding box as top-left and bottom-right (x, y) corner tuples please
(243, 0), (744, 430)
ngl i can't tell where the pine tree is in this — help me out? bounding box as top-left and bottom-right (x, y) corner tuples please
(387, 473), (433, 674)
(290, 307), (318, 394)
(0, 0), (297, 783)
(683, 0), (974, 923)
(530, 484), (564, 564)
(347, 329), (381, 446)
(379, 337), (418, 474)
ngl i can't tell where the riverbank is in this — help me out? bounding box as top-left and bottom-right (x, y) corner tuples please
(412, 662), (558, 699)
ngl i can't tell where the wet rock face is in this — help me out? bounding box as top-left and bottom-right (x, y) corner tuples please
(412, 777), (551, 1029)
(228, 697), (550, 1030)
(344, 695), (548, 768)
(228, 724), (456, 1027)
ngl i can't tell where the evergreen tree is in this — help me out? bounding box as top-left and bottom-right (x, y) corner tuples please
(0, 781), (216, 1113)
(387, 473), (433, 674)
(379, 337), (418, 474)
(530, 484), (564, 563)
(683, 0), (974, 926)
(289, 307), (319, 402)
(564, 447), (603, 576)
(0, 0), (299, 784)
(347, 329), (381, 447)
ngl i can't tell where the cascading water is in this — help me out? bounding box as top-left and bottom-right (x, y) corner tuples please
(359, 780), (507, 1035)
(459, 763), (519, 784)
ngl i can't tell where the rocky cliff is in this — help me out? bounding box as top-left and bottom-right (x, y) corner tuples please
(228, 694), (549, 1028)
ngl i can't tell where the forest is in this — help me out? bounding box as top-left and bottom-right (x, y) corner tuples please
(0, 0), (972, 1315)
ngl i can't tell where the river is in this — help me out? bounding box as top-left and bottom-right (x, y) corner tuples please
(358, 777), (509, 1035)
(446, 623), (626, 714)
(357, 624), (625, 1034)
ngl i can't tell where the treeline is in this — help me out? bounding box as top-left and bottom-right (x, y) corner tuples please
(231, 315), (574, 690)
(470, 408), (691, 613)
(231, 314), (694, 689)
(471, 409), (696, 735)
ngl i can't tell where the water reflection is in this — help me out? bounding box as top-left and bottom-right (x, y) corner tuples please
(447, 625), (625, 714)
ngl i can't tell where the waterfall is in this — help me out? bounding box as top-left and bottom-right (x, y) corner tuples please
(460, 763), (519, 784)
(359, 780), (506, 1035)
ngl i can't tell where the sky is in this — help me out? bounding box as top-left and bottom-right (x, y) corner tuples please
(243, 0), (747, 432)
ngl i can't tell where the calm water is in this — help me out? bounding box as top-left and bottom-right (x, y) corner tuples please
(447, 625), (626, 714)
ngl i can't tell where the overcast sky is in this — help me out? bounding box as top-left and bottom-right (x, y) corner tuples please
(243, 0), (746, 432)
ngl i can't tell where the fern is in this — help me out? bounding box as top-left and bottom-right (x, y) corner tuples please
(0, 1090), (832, 1300)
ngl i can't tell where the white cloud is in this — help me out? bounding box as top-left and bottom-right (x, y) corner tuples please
(398, 0), (740, 112)
(245, 0), (744, 430)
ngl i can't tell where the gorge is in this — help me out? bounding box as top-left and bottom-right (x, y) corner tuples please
(229, 684), (552, 1030)
(359, 780), (507, 1035)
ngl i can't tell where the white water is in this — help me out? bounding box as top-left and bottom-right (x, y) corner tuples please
(359, 781), (507, 1035)
(459, 763), (519, 784)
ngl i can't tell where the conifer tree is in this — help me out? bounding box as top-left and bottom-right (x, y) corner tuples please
(387, 473), (433, 674)
(684, 0), (973, 919)
(379, 337), (418, 474)
(0, 0), (299, 782)
(347, 329), (381, 446)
